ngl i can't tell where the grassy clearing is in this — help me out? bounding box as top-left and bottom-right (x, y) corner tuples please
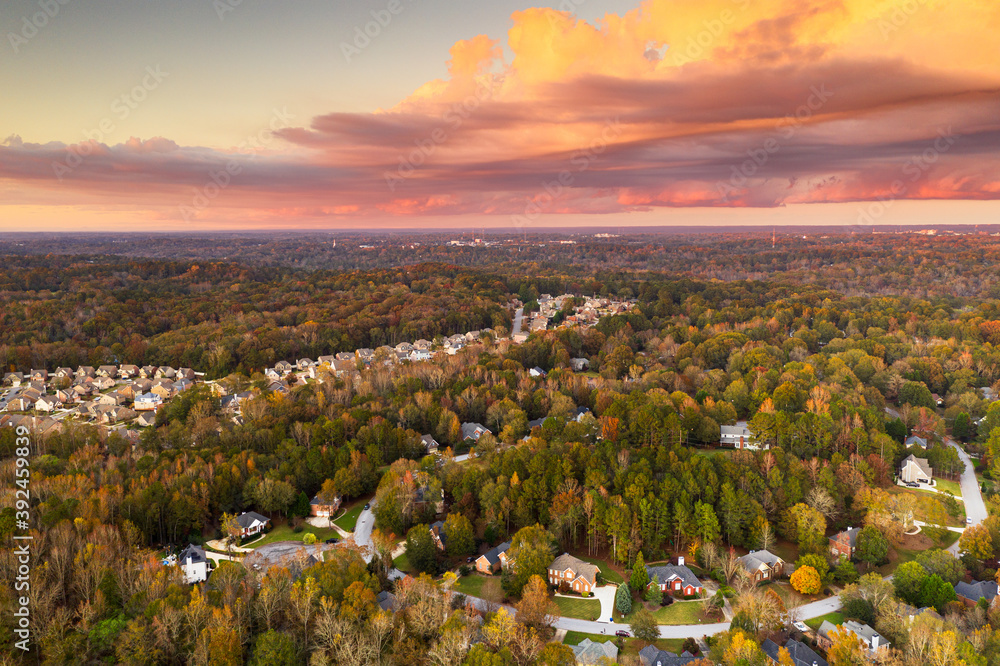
(553, 595), (602, 620)
(393, 551), (416, 575)
(574, 554), (625, 585)
(805, 611), (843, 631)
(333, 501), (367, 532)
(935, 478), (962, 497)
(250, 523), (339, 548)
(562, 632), (688, 659)
(452, 573), (489, 598)
(617, 600), (708, 625)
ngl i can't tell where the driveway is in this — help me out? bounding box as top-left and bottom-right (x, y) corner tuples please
(512, 308), (524, 336)
(945, 437), (986, 555)
(353, 505), (376, 562)
(590, 585), (618, 622)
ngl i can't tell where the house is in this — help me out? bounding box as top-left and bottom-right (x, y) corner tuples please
(956, 580), (1000, 606)
(409, 350), (432, 362)
(461, 422), (491, 442)
(34, 395), (61, 412)
(421, 434), (440, 454)
(570, 358), (590, 372)
(150, 382), (174, 399)
(899, 454), (933, 484)
(156, 366), (177, 379)
(54, 367), (74, 380)
(413, 339), (432, 351)
(6, 397), (35, 412)
(274, 360), (293, 375)
(135, 392), (163, 411)
(296, 358), (315, 370)
(475, 541), (511, 574)
(529, 366), (547, 378)
(905, 435), (928, 449)
(982, 387), (997, 402)
(547, 553), (599, 594)
(376, 590), (398, 612)
(3, 372), (24, 386)
(235, 511), (271, 538)
(119, 364), (139, 378)
(93, 377), (116, 391)
(760, 639), (827, 666)
(430, 521), (447, 551)
(932, 393), (945, 407)
(817, 620), (888, 655)
(76, 366), (96, 378)
(738, 550), (786, 582)
(721, 421), (764, 450)
(30, 369), (48, 382)
(637, 646), (702, 666)
(646, 556), (702, 596)
(96, 365), (118, 379)
(178, 544), (209, 584)
(829, 527), (861, 559)
(139, 365), (158, 378)
(571, 639), (618, 666)
(136, 412), (157, 427)
(309, 492), (342, 518)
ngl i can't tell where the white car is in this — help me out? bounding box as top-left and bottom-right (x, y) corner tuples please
(792, 621), (809, 632)
(967, 517), (973, 524)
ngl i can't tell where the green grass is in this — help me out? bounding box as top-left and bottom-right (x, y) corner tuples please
(563, 632), (690, 659)
(452, 573), (489, 597)
(574, 554), (625, 585)
(935, 479), (962, 497)
(617, 600), (708, 625)
(393, 551), (416, 576)
(805, 611), (843, 631)
(249, 523), (339, 548)
(333, 501), (367, 532)
(553, 595), (602, 620)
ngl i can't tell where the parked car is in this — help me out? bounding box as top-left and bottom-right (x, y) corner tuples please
(615, 630), (630, 638)
(967, 517), (974, 524)
(466, 557), (474, 563)
(325, 537), (339, 544)
(906, 482), (919, 488)
(792, 621), (809, 632)
(364, 503), (371, 510)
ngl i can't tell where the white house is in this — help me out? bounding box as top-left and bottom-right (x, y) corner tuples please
(179, 544), (209, 584)
(720, 421), (765, 450)
(134, 392), (163, 411)
(900, 455), (933, 484)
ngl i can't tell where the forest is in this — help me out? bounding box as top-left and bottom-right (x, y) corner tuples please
(4, 232), (1000, 664)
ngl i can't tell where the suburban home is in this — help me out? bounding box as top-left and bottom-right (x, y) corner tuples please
(376, 590), (398, 612)
(409, 350), (433, 362)
(461, 422), (491, 442)
(76, 366), (96, 378)
(34, 395), (61, 412)
(309, 492), (342, 517)
(817, 620), (889, 655)
(547, 553), (599, 594)
(646, 556), (703, 596)
(296, 358), (315, 370)
(6, 397), (36, 412)
(30, 369), (48, 382)
(178, 544), (209, 584)
(904, 435), (928, 449)
(956, 580), (1000, 606)
(720, 421), (765, 450)
(54, 367), (74, 380)
(3, 372), (24, 386)
(54, 389), (76, 404)
(136, 412), (157, 427)
(119, 364), (139, 378)
(274, 360), (293, 375)
(94, 377), (116, 391)
(96, 365), (118, 379)
(571, 639), (618, 666)
(421, 434), (440, 454)
(156, 366), (177, 379)
(529, 366), (547, 378)
(899, 454), (933, 484)
(475, 541), (511, 575)
(413, 339), (432, 351)
(430, 521), (447, 551)
(235, 511), (271, 538)
(637, 645), (702, 666)
(139, 365), (158, 378)
(150, 382), (174, 399)
(761, 638), (827, 666)
(135, 392), (163, 411)
(570, 358), (590, 371)
(829, 527), (861, 559)
(738, 550), (786, 582)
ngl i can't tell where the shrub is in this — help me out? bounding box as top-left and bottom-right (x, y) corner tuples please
(292, 524), (304, 534)
(302, 532), (317, 545)
(681, 637), (699, 655)
(559, 581), (571, 594)
(459, 565), (471, 577)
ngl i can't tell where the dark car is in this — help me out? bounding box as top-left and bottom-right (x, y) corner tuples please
(615, 630), (630, 638)
(325, 538), (339, 544)
(906, 481), (919, 488)
(364, 503), (371, 510)
(466, 556), (474, 563)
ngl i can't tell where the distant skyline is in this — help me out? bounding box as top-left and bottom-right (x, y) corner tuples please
(2, 0), (998, 230)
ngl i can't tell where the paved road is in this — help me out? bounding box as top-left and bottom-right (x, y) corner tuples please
(948, 437), (986, 526)
(353, 505), (376, 562)
(512, 308), (524, 336)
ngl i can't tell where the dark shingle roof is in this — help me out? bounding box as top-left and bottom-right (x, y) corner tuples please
(479, 541), (511, 566)
(956, 580), (999, 602)
(646, 563), (701, 590)
(761, 638), (828, 666)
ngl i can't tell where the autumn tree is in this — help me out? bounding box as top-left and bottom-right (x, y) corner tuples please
(515, 575), (555, 629)
(790, 566), (821, 595)
(629, 606), (660, 644)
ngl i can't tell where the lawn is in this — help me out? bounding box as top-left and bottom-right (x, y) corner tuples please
(333, 500), (367, 532)
(805, 611), (843, 631)
(562, 631), (688, 659)
(249, 523), (339, 548)
(553, 595), (602, 620)
(889, 487), (964, 527)
(617, 600), (708, 625)
(393, 551), (416, 576)
(935, 478), (962, 497)
(452, 573), (489, 598)
(575, 554), (625, 585)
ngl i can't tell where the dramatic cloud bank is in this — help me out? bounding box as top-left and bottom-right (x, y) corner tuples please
(2, 0), (999, 227)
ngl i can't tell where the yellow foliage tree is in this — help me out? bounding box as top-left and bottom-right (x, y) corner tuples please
(790, 565), (822, 595)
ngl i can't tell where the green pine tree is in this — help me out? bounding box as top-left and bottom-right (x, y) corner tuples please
(615, 583), (632, 616)
(630, 552), (649, 593)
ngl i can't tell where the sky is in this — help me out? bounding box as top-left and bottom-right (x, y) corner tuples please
(1, 0), (998, 231)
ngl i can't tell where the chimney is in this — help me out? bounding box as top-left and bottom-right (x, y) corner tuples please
(871, 636), (879, 650)
(677, 556), (685, 566)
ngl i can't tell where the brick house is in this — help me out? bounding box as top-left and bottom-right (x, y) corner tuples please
(829, 527), (861, 559)
(646, 556), (703, 596)
(547, 553), (599, 594)
(738, 550), (786, 583)
(475, 541), (511, 575)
